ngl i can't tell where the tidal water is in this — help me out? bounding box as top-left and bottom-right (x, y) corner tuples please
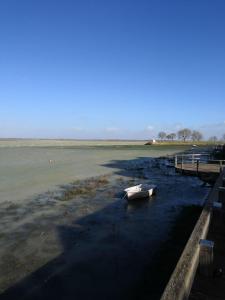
(0, 143), (190, 203)
(0, 142), (209, 300)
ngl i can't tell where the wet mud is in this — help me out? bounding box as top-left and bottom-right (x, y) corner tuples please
(0, 157), (209, 300)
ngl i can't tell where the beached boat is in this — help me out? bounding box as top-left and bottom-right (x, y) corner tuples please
(125, 184), (156, 201)
(124, 184), (142, 193)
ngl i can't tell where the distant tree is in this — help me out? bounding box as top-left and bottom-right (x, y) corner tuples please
(209, 136), (218, 143)
(166, 133), (176, 141)
(177, 128), (192, 142)
(170, 133), (176, 141)
(158, 131), (167, 141)
(222, 133), (225, 141)
(191, 130), (203, 141)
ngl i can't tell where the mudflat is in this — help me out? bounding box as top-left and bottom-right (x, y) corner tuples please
(0, 141), (207, 299)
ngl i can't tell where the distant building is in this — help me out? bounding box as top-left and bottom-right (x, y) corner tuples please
(145, 139), (157, 145)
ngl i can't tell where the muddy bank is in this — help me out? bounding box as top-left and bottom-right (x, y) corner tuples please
(0, 157), (209, 299)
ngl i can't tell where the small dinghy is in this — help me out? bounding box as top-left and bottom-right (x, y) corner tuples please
(124, 184), (142, 193)
(125, 184), (156, 201)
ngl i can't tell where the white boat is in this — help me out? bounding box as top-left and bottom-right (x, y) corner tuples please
(124, 184), (142, 193)
(125, 184), (157, 201)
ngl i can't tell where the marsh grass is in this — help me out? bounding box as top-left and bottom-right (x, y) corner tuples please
(58, 175), (109, 201)
(5, 203), (21, 211)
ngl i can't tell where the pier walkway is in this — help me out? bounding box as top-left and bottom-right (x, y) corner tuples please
(189, 170), (225, 300)
(161, 159), (225, 300)
(174, 154), (225, 182)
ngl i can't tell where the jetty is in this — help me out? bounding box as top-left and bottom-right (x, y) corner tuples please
(160, 153), (225, 300)
(174, 153), (225, 183)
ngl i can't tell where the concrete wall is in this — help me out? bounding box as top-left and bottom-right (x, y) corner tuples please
(160, 172), (223, 300)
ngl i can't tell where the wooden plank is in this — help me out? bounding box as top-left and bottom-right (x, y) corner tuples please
(176, 163), (220, 174)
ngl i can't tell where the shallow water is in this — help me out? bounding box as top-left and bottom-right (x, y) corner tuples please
(0, 142), (209, 299)
(0, 144), (189, 202)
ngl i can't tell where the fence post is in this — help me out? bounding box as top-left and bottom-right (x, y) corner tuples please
(175, 155), (177, 168)
(197, 159), (199, 175)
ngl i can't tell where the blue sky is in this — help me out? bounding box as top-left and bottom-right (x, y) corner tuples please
(0, 0), (225, 139)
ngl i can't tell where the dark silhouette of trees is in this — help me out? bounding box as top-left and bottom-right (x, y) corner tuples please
(191, 130), (203, 141)
(156, 129), (205, 142)
(177, 128), (192, 142)
(166, 133), (176, 141)
(170, 133), (176, 141)
(158, 131), (166, 141)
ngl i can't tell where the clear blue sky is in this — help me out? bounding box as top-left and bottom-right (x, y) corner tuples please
(0, 0), (225, 139)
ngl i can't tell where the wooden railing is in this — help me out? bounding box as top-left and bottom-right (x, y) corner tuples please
(160, 170), (225, 300)
(175, 153), (225, 174)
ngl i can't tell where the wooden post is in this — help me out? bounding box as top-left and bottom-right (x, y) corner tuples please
(219, 161), (224, 173)
(175, 155), (177, 168)
(199, 239), (214, 277)
(196, 159), (199, 175)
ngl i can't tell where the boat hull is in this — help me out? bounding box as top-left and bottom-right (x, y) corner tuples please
(126, 185), (156, 201)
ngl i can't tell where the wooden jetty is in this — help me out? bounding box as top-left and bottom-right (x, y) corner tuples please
(174, 154), (225, 183)
(189, 171), (225, 299)
(161, 167), (225, 300)
(176, 162), (221, 174)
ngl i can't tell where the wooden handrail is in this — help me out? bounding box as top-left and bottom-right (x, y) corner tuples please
(175, 154), (225, 165)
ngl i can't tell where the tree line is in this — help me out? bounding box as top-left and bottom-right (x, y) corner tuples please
(158, 128), (203, 142)
(157, 129), (225, 142)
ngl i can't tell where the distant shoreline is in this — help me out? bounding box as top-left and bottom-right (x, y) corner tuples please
(0, 139), (147, 148)
(0, 138), (147, 141)
(0, 138), (218, 148)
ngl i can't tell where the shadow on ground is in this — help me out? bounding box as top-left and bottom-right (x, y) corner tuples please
(0, 157), (207, 300)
